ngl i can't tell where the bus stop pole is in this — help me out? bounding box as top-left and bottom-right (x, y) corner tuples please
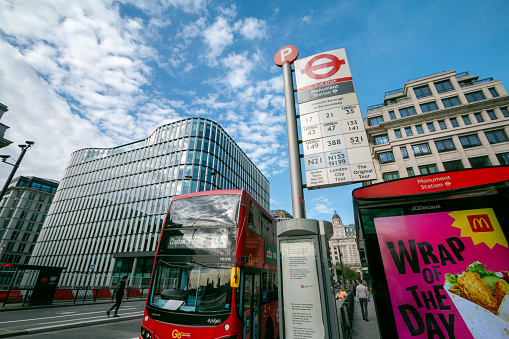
(282, 62), (306, 219)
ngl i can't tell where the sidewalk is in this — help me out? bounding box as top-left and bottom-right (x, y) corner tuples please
(351, 295), (380, 339)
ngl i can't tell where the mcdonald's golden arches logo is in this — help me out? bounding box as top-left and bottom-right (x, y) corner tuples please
(450, 208), (508, 249)
(467, 214), (494, 233)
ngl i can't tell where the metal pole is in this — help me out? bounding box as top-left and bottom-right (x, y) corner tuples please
(282, 63), (306, 218)
(339, 251), (346, 289)
(0, 144), (31, 202)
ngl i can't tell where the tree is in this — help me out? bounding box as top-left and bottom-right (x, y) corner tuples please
(340, 266), (360, 282)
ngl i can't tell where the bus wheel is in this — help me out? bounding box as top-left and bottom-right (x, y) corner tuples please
(264, 323), (273, 339)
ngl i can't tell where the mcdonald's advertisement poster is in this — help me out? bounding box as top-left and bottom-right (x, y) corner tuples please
(374, 208), (509, 338)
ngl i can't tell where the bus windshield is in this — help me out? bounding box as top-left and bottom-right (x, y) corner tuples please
(149, 261), (232, 314)
(166, 194), (240, 228)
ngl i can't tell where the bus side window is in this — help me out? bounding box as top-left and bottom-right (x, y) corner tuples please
(248, 202), (262, 238)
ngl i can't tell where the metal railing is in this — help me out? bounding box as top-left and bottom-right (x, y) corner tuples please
(384, 88), (403, 97)
(338, 289), (355, 339)
(459, 77), (494, 87)
(1, 285), (149, 307)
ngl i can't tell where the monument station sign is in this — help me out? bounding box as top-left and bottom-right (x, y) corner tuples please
(294, 49), (377, 189)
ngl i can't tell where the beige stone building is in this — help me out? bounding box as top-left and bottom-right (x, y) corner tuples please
(364, 70), (509, 182)
(328, 211), (361, 283)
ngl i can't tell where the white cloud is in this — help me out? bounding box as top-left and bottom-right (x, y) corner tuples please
(202, 16), (234, 63)
(235, 18), (267, 40)
(307, 196), (335, 216)
(122, 0), (210, 15)
(302, 14), (313, 24)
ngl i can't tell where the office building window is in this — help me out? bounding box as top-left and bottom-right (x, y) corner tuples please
(399, 106), (417, 118)
(435, 80), (453, 93)
(487, 110), (497, 120)
(19, 211), (27, 219)
(465, 91), (486, 103)
(485, 129), (509, 144)
(389, 111), (396, 120)
(405, 127), (413, 136)
(419, 164), (439, 175)
(442, 96), (461, 108)
(438, 120), (447, 130)
(489, 87), (499, 97)
(412, 143), (432, 156)
(10, 231), (19, 240)
(369, 116), (384, 126)
(27, 223), (34, 231)
(379, 151), (395, 164)
(427, 122), (435, 132)
(420, 101), (438, 113)
(416, 125), (424, 134)
(394, 129), (402, 138)
(28, 193), (36, 200)
(383, 171), (400, 181)
(469, 156), (492, 168)
(462, 115), (471, 125)
(459, 134), (482, 148)
(501, 108), (509, 118)
(401, 147), (409, 159)
(443, 160), (464, 171)
(15, 221), (24, 229)
(414, 85), (432, 98)
(474, 112), (484, 122)
(496, 153), (509, 165)
(22, 233), (30, 242)
(6, 242), (15, 251)
(450, 117), (459, 127)
(435, 139), (456, 152)
(374, 134), (389, 145)
(406, 167), (415, 177)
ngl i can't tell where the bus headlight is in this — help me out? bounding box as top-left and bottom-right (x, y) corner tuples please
(140, 326), (152, 339)
(224, 323), (230, 331)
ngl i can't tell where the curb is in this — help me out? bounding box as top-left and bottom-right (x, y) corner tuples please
(0, 312), (143, 338)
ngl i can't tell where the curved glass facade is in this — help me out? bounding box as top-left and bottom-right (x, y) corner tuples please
(29, 118), (269, 287)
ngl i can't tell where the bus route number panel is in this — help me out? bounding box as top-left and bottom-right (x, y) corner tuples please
(300, 96), (377, 189)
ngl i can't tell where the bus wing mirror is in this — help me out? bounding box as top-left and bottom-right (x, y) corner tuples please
(230, 267), (240, 288)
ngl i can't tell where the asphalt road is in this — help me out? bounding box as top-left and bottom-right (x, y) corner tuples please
(8, 318), (143, 339)
(0, 300), (145, 338)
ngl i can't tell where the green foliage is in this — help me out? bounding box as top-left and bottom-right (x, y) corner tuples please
(338, 266), (360, 281)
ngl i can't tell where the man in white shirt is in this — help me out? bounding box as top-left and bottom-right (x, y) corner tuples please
(355, 281), (370, 321)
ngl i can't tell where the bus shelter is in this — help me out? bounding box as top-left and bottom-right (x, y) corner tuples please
(2, 264), (65, 307)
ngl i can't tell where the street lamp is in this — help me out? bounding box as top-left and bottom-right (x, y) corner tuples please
(0, 141), (35, 202)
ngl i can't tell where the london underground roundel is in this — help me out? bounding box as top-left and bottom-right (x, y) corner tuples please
(274, 46), (299, 67)
(300, 54), (345, 80)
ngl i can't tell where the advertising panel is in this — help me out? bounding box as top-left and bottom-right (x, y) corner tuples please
(374, 209), (509, 338)
(294, 49), (376, 189)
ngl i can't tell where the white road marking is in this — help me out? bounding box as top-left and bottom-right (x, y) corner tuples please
(0, 309), (142, 324)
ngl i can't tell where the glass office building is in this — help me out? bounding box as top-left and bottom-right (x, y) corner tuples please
(29, 118), (270, 287)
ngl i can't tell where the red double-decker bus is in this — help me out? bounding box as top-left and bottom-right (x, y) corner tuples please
(140, 190), (279, 339)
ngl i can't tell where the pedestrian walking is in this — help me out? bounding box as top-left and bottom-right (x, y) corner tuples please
(107, 275), (128, 317)
(355, 280), (370, 321)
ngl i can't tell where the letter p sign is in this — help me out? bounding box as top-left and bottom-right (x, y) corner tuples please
(274, 45), (299, 67)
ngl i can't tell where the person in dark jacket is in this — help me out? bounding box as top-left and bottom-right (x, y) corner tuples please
(107, 275), (127, 317)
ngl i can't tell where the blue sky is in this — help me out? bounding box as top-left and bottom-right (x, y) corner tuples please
(0, 0), (508, 224)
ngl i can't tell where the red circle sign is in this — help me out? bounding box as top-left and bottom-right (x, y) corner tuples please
(274, 46), (299, 67)
(300, 53), (345, 80)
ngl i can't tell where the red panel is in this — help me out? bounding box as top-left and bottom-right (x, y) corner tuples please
(353, 167), (509, 199)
